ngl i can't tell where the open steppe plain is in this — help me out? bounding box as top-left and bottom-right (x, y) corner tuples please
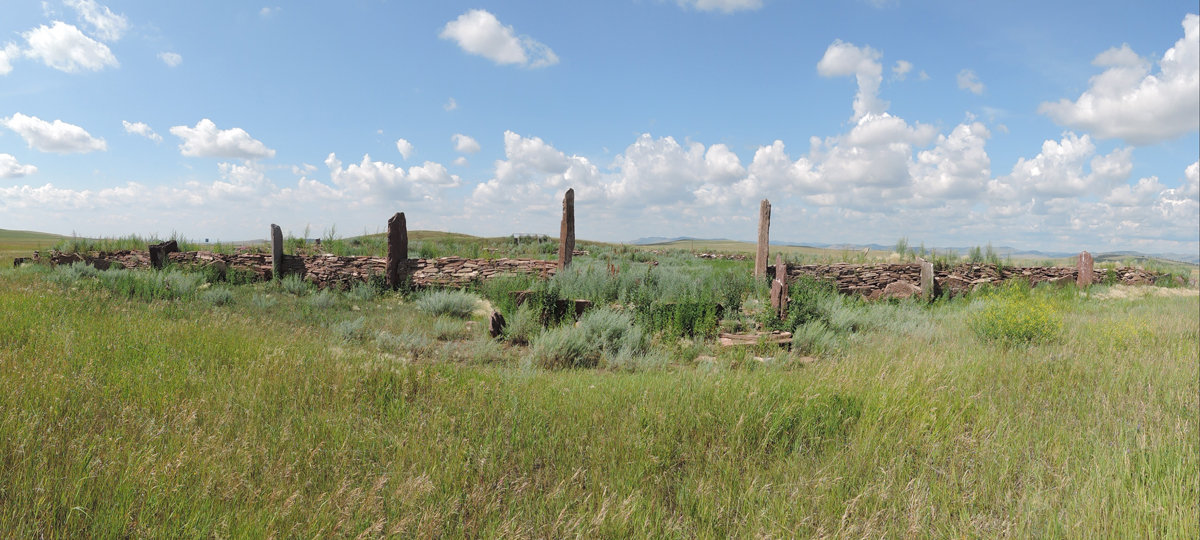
(0, 230), (1196, 538)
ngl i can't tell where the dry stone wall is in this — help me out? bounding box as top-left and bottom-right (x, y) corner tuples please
(33, 249), (556, 289)
(31, 248), (1170, 297)
(769, 262), (1164, 298)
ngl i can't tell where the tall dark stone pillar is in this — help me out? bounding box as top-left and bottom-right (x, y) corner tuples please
(270, 224), (283, 280)
(387, 212), (408, 289)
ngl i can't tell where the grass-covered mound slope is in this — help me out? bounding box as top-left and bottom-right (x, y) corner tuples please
(0, 262), (1196, 538)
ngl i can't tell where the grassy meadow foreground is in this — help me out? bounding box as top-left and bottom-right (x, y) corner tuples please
(0, 234), (1197, 538)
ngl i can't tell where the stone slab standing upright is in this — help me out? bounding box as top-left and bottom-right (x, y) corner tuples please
(558, 188), (575, 271)
(148, 240), (179, 269)
(270, 224), (283, 280)
(1077, 251), (1094, 287)
(770, 254), (789, 319)
(754, 199), (771, 279)
(386, 212), (408, 289)
(920, 259), (935, 301)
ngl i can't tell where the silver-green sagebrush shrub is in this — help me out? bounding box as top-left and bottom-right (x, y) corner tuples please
(251, 293), (277, 309)
(200, 287), (234, 306)
(791, 321), (842, 356)
(415, 290), (479, 319)
(529, 308), (648, 369)
(280, 274), (312, 296)
(332, 316), (369, 342)
(348, 282), (379, 302)
(306, 288), (338, 309)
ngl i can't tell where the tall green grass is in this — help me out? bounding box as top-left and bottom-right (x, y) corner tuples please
(0, 262), (1195, 537)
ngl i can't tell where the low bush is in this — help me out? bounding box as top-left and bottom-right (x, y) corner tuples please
(528, 308), (647, 369)
(414, 290), (479, 319)
(476, 275), (535, 317)
(306, 289), (338, 309)
(503, 305), (542, 345)
(761, 275), (839, 333)
(517, 285), (572, 327)
(200, 287), (234, 306)
(969, 281), (1064, 344)
(638, 300), (720, 338)
(251, 293), (277, 309)
(332, 317), (369, 342)
(791, 321), (841, 356)
(348, 281), (379, 302)
(280, 274), (312, 296)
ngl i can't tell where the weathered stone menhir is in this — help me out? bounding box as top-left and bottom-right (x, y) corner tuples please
(386, 212), (408, 290)
(270, 224), (284, 280)
(754, 199), (770, 279)
(558, 189), (575, 271)
(770, 254), (788, 318)
(919, 259), (936, 301)
(1077, 251), (1094, 287)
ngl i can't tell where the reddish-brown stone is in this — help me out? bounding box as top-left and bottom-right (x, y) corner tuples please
(558, 189), (575, 271)
(770, 254), (789, 318)
(754, 199), (771, 279)
(1077, 251), (1094, 287)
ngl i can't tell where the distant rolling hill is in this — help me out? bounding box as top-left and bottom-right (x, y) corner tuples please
(0, 228), (66, 243)
(630, 236), (1199, 265)
(0, 229), (67, 264)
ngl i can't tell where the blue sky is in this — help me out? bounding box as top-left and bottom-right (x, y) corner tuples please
(2, 1), (1197, 254)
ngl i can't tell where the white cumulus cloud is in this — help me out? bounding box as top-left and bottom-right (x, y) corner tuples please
(911, 121), (991, 199)
(122, 120), (161, 142)
(440, 9), (559, 69)
(1039, 13), (1199, 145)
(0, 154), (37, 178)
(395, 138), (414, 160)
(473, 131), (601, 205)
(0, 43), (19, 75)
(676, 0), (763, 13)
(326, 153), (459, 202)
(989, 132), (1131, 202)
(3, 113), (106, 154)
(22, 21), (118, 72)
(170, 119), (275, 160)
(65, 0), (128, 42)
(957, 69), (984, 94)
(817, 40), (887, 121)
(452, 133), (481, 154)
(158, 52), (182, 67)
(892, 60), (913, 80)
